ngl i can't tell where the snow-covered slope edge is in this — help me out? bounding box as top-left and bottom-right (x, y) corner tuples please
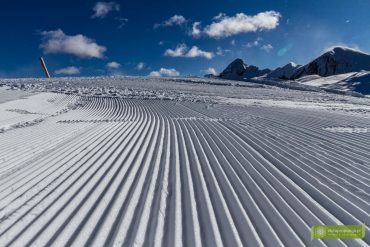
(297, 71), (370, 95)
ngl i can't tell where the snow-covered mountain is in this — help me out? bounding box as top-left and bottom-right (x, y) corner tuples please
(267, 62), (301, 79)
(219, 46), (370, 95)
(221, 47), (370, 82)
(219, 58), (271, 80)
(291, 46), (370, 79)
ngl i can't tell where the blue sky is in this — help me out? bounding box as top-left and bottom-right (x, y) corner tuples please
(1, 0), (370, 78)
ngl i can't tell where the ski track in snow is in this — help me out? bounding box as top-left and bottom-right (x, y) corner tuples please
(0, 88), (369, 246)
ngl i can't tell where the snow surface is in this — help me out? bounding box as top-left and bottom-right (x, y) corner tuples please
(0, 86), (34, 104)
(296, 71), (370, 94)
(0, 77), (369, 246)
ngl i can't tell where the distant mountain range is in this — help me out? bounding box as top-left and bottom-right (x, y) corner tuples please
(217, 46), (370, 95)
(218, 58), (271, 80)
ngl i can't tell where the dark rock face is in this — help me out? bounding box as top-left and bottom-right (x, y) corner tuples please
(219, 59), (270, 80)
(219, 59), (247, 78)
(291, 47), (370, 79)
(267, 62), (301, 79)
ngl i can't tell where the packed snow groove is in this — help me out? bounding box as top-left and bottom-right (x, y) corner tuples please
(0, 90), (369, 247)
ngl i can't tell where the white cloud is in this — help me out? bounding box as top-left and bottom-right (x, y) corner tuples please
(190, 22), (201, 38)
(149, 68), (180, 77)
(116, 17), (128, 28)
(205, 67), (217, 75)
(216, 47), (223, 56)
(91, 2), (120, 18)
(245, 37), (273, 52)
(323, 44), (361, 53)
(260, 44), (273, 52)
(154, 15), (187, 28)
(216, 46), (231, 56)
(203, 11), (281, 38)
(186, 46), (214, 59)
(164, 44), (187, 57)
(55, 66), (80, 75)
(166, 15), (187, 25)
(40, 29), (107, 58)
(164, 43), (214, 59)
(136, 62), (145, 70)
(149, 71), (161, 77)
(246, 37), (262, 48)
(106, 61), (121, 69)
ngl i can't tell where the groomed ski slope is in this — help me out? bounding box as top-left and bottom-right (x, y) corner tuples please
(0, 87), (369, 246)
